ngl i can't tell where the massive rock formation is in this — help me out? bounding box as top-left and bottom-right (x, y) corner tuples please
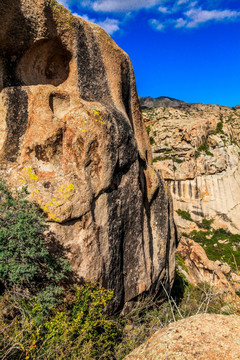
(125, 313), (240, 359)
(0, 0), (176, 309)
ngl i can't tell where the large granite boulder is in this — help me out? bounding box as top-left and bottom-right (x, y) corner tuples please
(125, 313), (240, 359)
(0, 0), (176, 310)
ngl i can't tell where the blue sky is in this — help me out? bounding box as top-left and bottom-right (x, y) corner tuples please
(58, 0), (240, 106)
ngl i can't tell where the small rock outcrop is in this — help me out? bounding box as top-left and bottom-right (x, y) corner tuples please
(177, 237), (240, 295)
(0, 0), (176, 310)
(125, 313), (240, 359)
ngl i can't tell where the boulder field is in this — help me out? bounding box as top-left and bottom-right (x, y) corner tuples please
(0, 0), (176, 310)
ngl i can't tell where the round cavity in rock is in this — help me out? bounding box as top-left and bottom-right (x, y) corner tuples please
(16, 39), (72, 86)
(49, 92), (70, 118)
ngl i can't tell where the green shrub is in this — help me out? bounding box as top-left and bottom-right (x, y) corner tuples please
(195, 150), (200, 158)
(197, 141), (209, 153)
(153, 156), (166, 162)
(196, 218), (214, 230)
(0, 180), (70, 310)
(216, 121), (224, 134)
(176, 209), (193, 222)
(149, 136), (155, 145)
(205, 150), (214, 156)
(146, 125), (151, 135)
(0, 283), (122, 360)
(172, 157), (183, 164)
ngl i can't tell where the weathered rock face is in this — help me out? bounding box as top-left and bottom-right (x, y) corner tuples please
(124, 314), (240, 359)
(0, 0), (176, 309)
(144, 104), (240, 233)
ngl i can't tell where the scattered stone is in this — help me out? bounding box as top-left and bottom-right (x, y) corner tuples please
(218, 239), (229, 244)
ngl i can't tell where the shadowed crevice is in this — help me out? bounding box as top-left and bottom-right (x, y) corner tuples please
(2, 87), (28, 162)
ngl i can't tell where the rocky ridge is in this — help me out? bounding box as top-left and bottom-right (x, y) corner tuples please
(140, 96), (186, 109)
(0, 0), (176, 310)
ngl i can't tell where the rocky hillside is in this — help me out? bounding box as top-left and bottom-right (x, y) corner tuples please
(144, 103), (240, 233)
(0, 0), (176, 311)
(144, 103), (240, 294)
(139, 95), (186, 109)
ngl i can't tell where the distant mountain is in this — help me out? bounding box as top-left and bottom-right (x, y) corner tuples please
(139, 96), (186, 109)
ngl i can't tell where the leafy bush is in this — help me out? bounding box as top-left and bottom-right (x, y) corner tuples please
(0, 181), (122, 359)
(0, 180), (70, 309)
(172, 157), (183, 164)
(176, 209), (193, 222)
(196, 218), (214, 230)
(146, 125), (151, 135)
(149, 136), (155, 145)
(216, 121), (224, 134)
(195, 150), (200, 158)
(153, 156), (166, 162)
(0, 283), (122, 360)
(197, 141), (209, 153)
(205, 150), (214, 156)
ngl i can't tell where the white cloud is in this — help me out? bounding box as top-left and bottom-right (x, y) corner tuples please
(58, 1), (120, 34)
(97, 18), (120, 34)
(78, 14), (96, 22)
(185, 7), (240, 27)
(75, 13), (120, 34)
(58, 0), (240, 33)
(175, 17), (187, 27)
(91, 0), (163, 12)
(177, 0), (189, 4)
(158, 6), (170, 13)
(58, 0), (71, 8)
(149, 19), (165, 30)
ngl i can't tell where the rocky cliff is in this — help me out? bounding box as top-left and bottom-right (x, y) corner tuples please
(144, 103), (240, 233)
(0, 0), (176, 310)
(144, 103), (240, 294)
